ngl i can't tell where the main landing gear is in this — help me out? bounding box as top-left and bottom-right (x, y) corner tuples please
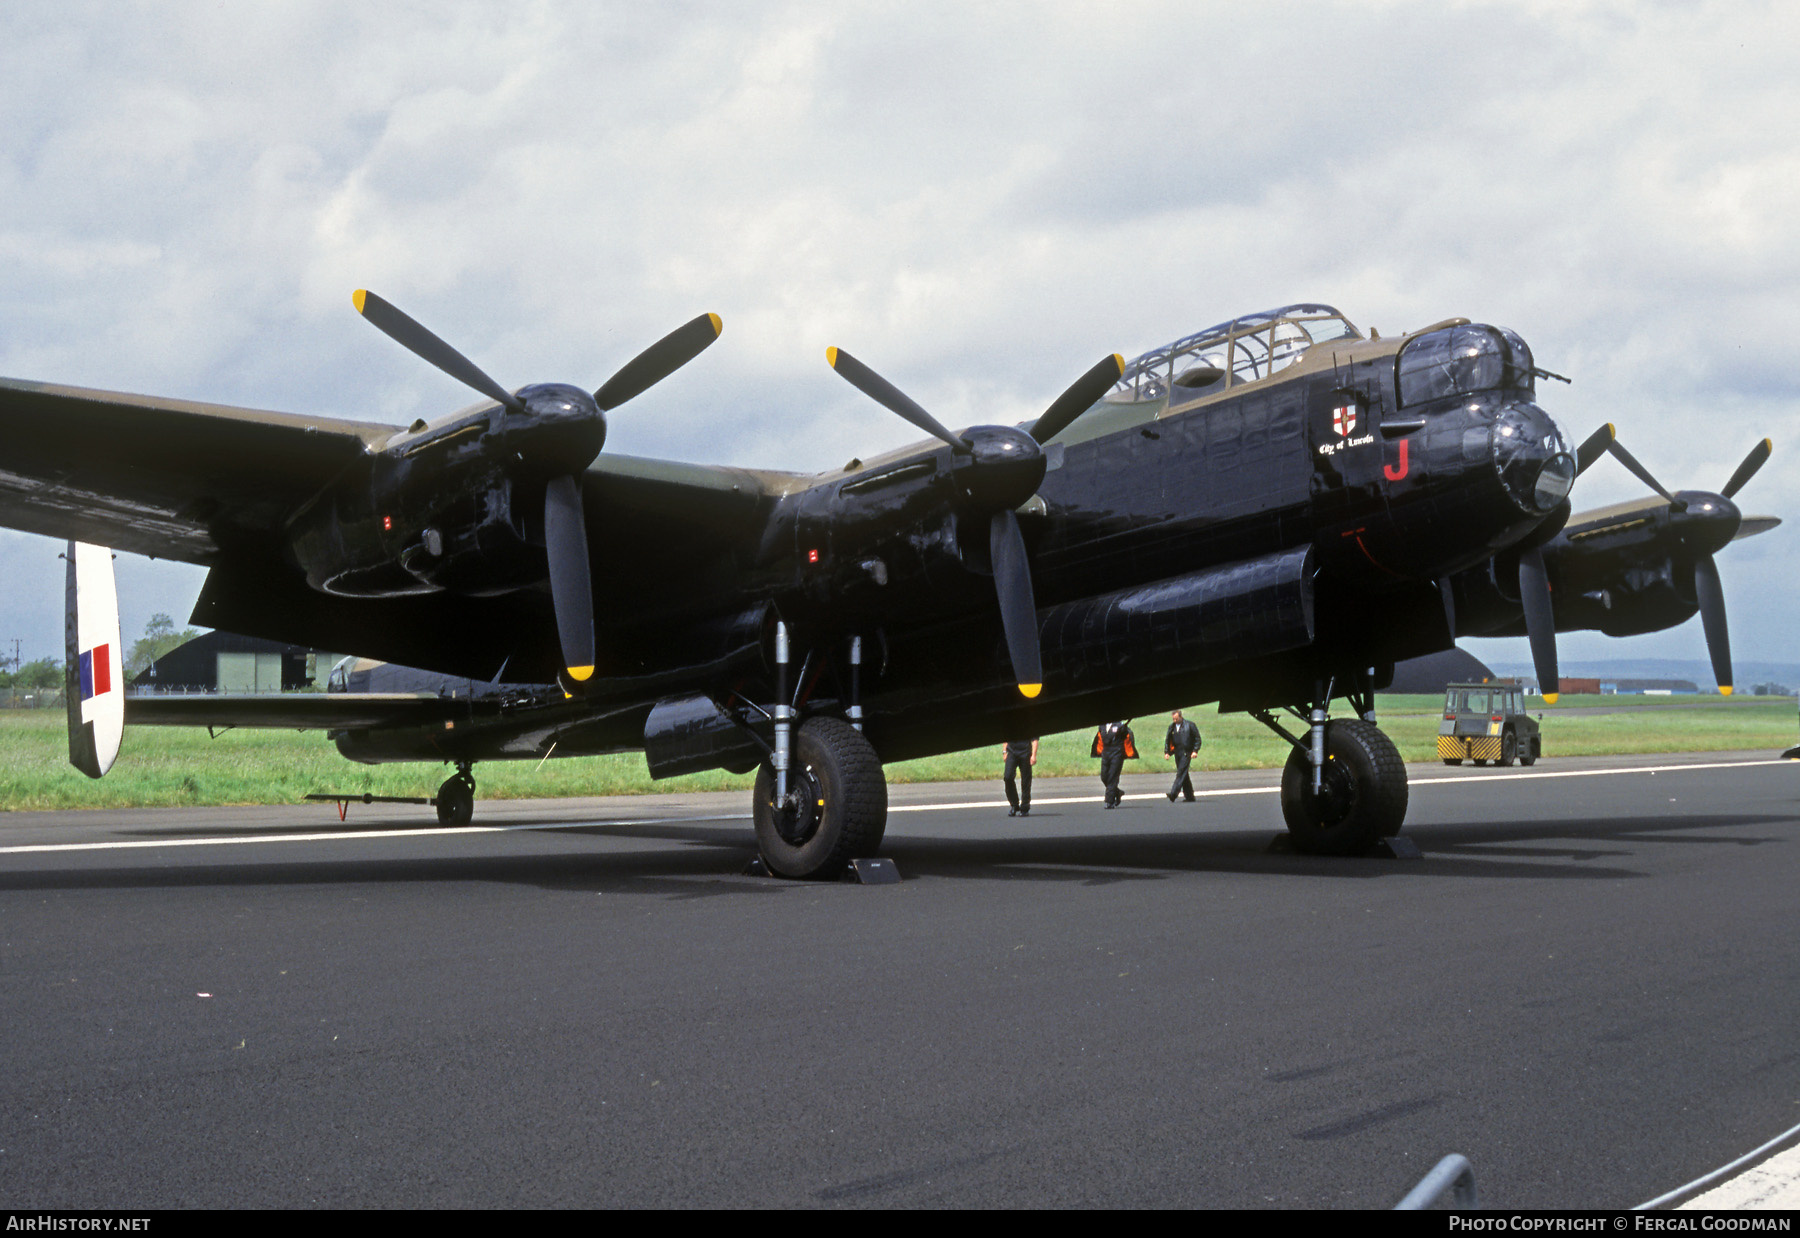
(436, 761), (476, 826)
(1251, 676), (1409, 855)
(750, 623), (889, 879)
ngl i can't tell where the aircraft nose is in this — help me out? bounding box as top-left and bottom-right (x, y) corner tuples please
(1492, 400), (1575, 515)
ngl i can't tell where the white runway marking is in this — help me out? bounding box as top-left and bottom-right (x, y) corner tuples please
(890, 757), (1796, 812)
(0, 814), (751, 855)
(1636, 1117), (1800, 1210)
(0, 757), (1789, 856)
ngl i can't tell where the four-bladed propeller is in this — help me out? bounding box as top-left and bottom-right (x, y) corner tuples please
(353, 290), (721, 683)
(828, 347), (1125, 696)
(1600, 435), (1771, 696)
(1518, 429), (1771, 702)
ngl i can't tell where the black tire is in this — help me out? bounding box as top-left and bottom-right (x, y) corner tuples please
(1499, 729), (1517, 767)
(1520, 736), (1539, 768)
(1473, 758), (1490, 767)
(436, 775), (474, 826)
(1280, 719), (1409, 853)
(753, 717), (887, 879)
(1441, 757), (1463, 766)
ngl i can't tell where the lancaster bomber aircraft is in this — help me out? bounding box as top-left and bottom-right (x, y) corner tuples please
(7, 297), (1776, 877)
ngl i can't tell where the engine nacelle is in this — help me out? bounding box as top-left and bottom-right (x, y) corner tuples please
(289, 383), (606, 600)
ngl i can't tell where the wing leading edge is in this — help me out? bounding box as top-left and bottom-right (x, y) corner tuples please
(0, 376), (397, 564)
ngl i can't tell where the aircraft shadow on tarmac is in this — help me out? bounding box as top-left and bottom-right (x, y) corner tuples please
(1404, 811), (1795, 858)
(0, 823), (767, 900)
(6, 812), (1791, 898)
(868, 809), (1797, 886)
(110, 812), (749, 842)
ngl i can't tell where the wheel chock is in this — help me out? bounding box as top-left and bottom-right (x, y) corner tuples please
(842, 857), (900, 884)
(1370, 836), (1422, 859)
(1265, 833), (1421, 859)
(742, 856), (901, 883)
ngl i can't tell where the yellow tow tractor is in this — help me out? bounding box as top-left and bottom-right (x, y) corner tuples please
(1438, 681), (1541, 767)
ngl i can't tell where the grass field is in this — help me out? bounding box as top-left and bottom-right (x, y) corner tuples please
(3, 694), (1795, 812)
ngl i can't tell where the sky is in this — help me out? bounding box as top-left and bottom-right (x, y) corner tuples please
(2, 0), (1796, 676)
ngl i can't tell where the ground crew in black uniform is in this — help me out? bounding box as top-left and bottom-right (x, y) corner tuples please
(1165, 709), (1201, 802)
(1001, 737), (1038, 816)
(1091, 720), (1137, 808)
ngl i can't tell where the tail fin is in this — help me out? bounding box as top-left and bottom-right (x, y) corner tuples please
(64, 542), (123, 778)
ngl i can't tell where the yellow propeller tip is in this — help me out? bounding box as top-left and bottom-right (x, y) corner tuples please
(1720, 685), (1733, 696)
(1112, 353), (1125, 373)
(1606, 422), (1616, 435)
(567, 665), (594, 682)
(826, 346), (840, 368)
(1018, 683), (1042, 699)
(352, 289), (368, 313)
(1543, 692), (1559, 705)
(707, 312), (722, 336)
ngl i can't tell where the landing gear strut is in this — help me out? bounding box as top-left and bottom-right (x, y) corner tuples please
(1251, 675), (1408, 854)
(751, 623), (889, 878)
(436, 761), (475, 826)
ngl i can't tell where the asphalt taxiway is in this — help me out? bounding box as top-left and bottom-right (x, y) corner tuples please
(2, 751), (1797, 1208)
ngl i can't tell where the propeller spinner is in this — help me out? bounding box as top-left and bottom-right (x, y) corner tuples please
(828, 348), (1125, 697)
(353, 291), (722, 682)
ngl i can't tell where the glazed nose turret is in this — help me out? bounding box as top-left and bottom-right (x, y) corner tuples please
(1492, 401), (1576, 515)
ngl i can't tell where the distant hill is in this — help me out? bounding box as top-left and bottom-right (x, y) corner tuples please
(1482, 658), (1800, 693)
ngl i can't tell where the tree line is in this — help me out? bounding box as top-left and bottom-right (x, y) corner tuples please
(0, 613), (201, 690)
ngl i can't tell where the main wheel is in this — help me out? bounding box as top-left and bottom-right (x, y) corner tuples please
(1499, 729), (1518, 767)
(436, 774), (474, 826)
(1280, 719), (1409, 853)
(753, 717), (888, 879)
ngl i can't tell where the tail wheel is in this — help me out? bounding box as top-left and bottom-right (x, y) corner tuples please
(1280, 719), (1409, 853)
(436, 771), (475, 826)
(753, 717), (888, 879)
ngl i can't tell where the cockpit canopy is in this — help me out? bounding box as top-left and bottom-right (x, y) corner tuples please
(1111, 303), (1360, 403)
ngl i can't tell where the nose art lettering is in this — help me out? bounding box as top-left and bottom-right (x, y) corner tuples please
(1383, 438), (1410, 482)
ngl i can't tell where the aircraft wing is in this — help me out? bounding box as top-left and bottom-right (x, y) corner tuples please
(0, 376), (397, 564)
(125, 693), (482, 730)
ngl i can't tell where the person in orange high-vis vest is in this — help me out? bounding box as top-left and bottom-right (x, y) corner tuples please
(1091, 720), (1137, 808)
